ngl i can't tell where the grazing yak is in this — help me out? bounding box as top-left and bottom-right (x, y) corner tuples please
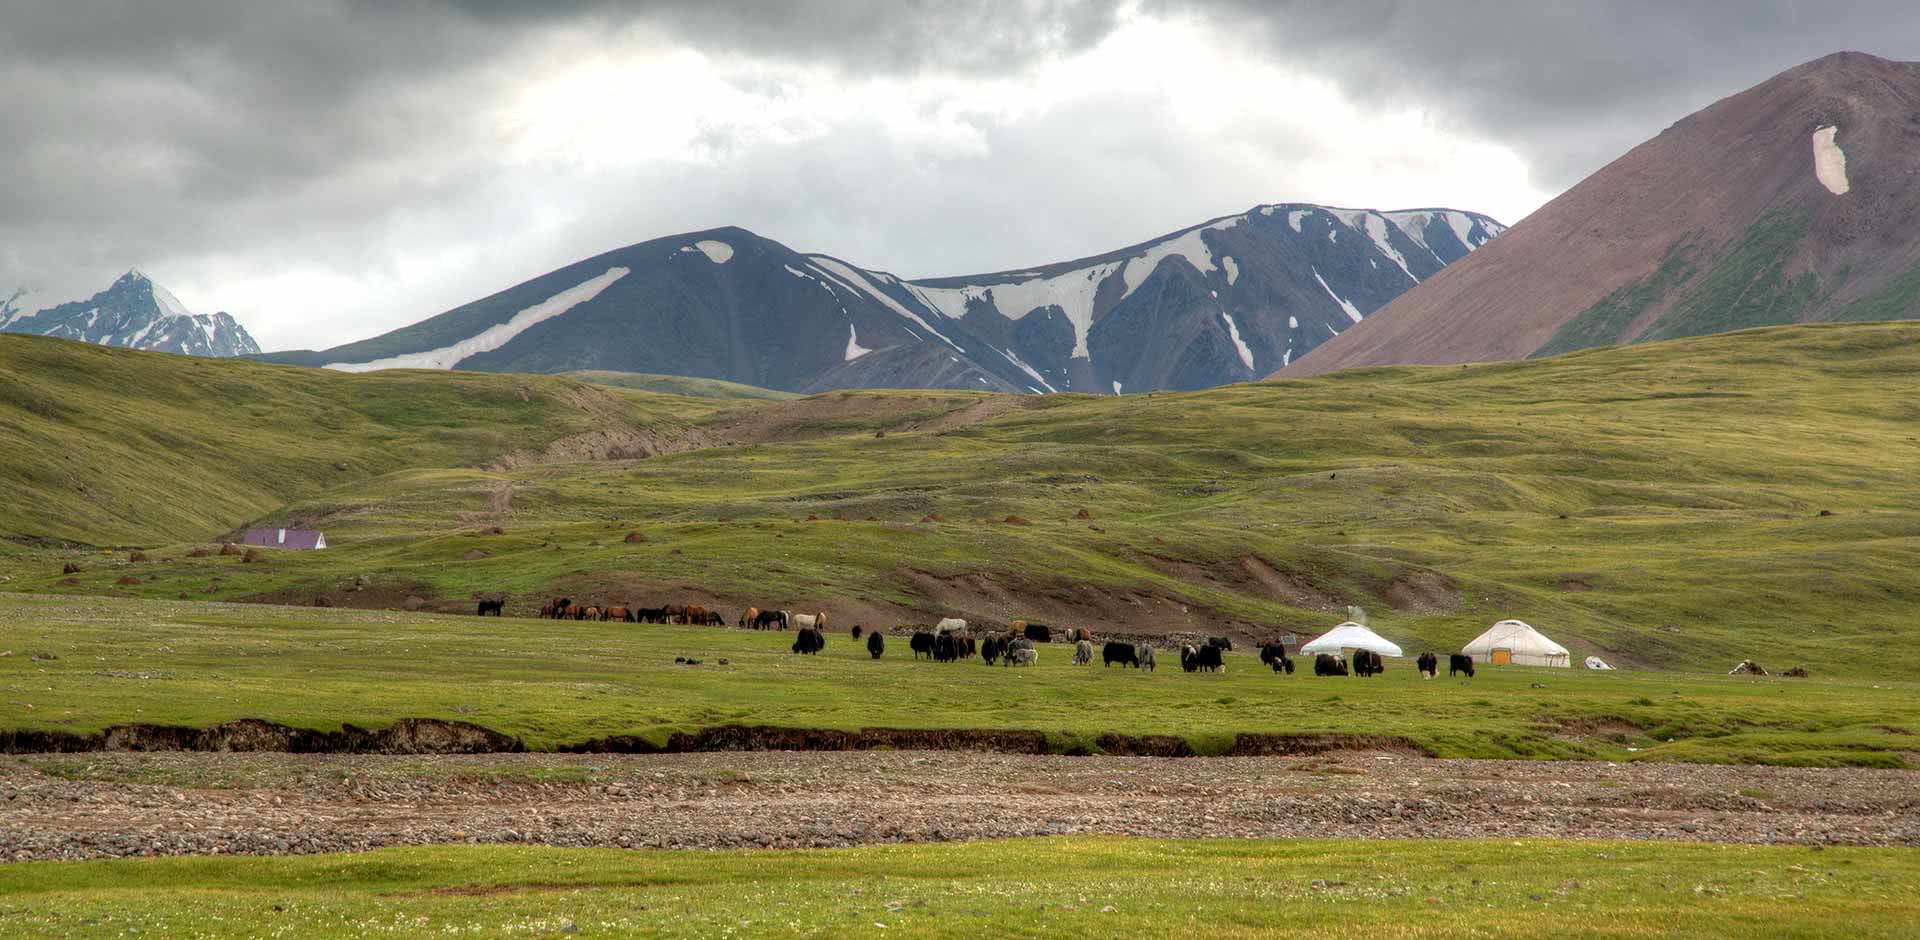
(1206, 636), (1233, 651)
(791, 627), (826, 655)
(1181, 645), (1224, 673)
(1417, 652), (1439, 679)
(910, 631), (936, 660)
(1259, 643), (1294, 674)
(1352, 650), (1383, 678)
(1011, 620), (1053, 643)
(1314, 653), (1349, 676)
(1449, 653), (1475, 678)
(1005, 637), (1037, 666)
(1102, 641), (1139, 668)
(1136, 644), (1156, 672)
(1073, 639), (1094, 665)
(933, 633), (961, 662)
(980, 635), (1006, 665)
(867, 630), (885, 659)
(851, 625), (863, 640)
(476, 599), (505, 617)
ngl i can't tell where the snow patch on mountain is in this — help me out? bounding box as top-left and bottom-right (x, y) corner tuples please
(916, 261), (1119, 359)
(145, 276), (195, 319)
(1287, 209), (1310, 233)
(1120, 217), (1241, 298)
(1362, 213), (1415, 281)
(681, 240), (735, 263)
(1000, 347), (1058, 392)
(1222, 255), (1239, 285)
(1221, 312), (1254, 369)
(1313, 268), (1363, 323)
(325, 266), (629, 372)
(807, 256), (963, 351)
(844, 323), (872, 361)
(1812, 126), (1849, 195)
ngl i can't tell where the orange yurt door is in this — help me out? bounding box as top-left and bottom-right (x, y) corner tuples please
(1491, 649), (1512, 665)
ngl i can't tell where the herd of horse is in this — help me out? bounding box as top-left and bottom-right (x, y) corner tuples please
(514, 598), (1478, 679)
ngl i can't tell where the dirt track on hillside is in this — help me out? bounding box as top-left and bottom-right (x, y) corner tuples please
(3, 751), (1914, 861)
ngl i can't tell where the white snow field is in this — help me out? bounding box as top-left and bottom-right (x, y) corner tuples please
(1221, 312), (1254, 369)
(1311, 268), (1364, 323)
(325, 267), (630, 373)
(1812, 126), (1850, 195)
(844, 322), (871, 361)
(679, 240), (735, 263)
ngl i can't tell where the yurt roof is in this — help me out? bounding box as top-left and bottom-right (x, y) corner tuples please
(1461, 620), (1569, 657)
(1300, 622), (1404, 657)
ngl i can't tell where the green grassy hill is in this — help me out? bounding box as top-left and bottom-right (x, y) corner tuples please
(5, 323), (1920, 676)
(0, 334), (727, 546)
(562, 370), (799, 400)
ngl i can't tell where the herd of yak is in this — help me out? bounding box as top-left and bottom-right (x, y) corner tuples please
(513, 599), (1481, 679)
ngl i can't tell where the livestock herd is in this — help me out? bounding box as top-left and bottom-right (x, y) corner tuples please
(509, 598), (1479, 679)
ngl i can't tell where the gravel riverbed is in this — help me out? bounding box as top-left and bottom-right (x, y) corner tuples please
(2, 751), (1915, 861)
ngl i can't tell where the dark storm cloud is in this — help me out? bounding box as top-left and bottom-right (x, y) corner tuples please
(2, 0), (1915, 349)
(0, 0), (1122, 320)
(1176, 0), (1920, 189)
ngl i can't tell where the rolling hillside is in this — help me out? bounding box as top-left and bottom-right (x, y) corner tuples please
(0, 334), (726, 546)
(7, 322), (1920, 675)
(1288, 52), (1920, 376)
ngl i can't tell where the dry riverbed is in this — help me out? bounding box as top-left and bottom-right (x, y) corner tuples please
(2, 750), (1915, 861)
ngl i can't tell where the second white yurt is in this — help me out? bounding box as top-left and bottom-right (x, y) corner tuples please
(1301, 622), (1404, 658)
(1462, 620), (1570, 667)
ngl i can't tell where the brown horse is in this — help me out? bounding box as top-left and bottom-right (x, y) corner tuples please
(603, 606), (632, 623)
(740, 606), (760, 628)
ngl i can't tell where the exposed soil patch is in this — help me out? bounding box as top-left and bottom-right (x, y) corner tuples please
(1381, 570), (1461, 613)
(894, 566), (1249, 640)
(1237, 556), (1347, 611)
(3, 750), (1913, 861)
(1560, 579), (1594, 592)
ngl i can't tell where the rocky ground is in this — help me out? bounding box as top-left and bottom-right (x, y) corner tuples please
(2, 751), (1915, 861)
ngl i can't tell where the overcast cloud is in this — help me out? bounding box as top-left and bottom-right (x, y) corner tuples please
(2, 1), (1916, 350)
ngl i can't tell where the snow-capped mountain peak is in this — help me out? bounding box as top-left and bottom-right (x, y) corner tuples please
(0, 270), (262, 357)
(267, 202), (1503, 393)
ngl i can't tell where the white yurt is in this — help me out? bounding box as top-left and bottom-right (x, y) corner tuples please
(1301, 622), (1404, 658)
(1462, 620), (1570, 667)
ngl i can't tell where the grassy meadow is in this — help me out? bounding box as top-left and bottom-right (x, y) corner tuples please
(0, 838), (1914, 939)
(6, 322), (1920, 681)
(0, 594), (1912, 765)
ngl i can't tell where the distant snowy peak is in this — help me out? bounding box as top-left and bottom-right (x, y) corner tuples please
(0, 269), (262, 357)
(261, 203), (1503, 395)
(902, 201), (1504, 392)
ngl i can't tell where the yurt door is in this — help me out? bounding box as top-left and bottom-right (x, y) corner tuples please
(1491, 649), (1512, 665)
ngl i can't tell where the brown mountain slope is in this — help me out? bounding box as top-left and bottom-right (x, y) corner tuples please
(1282, 51), (1920, 376)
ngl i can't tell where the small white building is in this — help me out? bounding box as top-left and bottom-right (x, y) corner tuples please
(1300, 622), (1404, 658)
(1462, 620), (1570, 667)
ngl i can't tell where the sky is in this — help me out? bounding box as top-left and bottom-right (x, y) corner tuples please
(4, 1), (1917, 351)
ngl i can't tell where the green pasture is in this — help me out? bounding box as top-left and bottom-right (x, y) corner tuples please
(0, 594), (1912, 765)
(1, 839), (1914, 939)
(5, 323), (1920, 677)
